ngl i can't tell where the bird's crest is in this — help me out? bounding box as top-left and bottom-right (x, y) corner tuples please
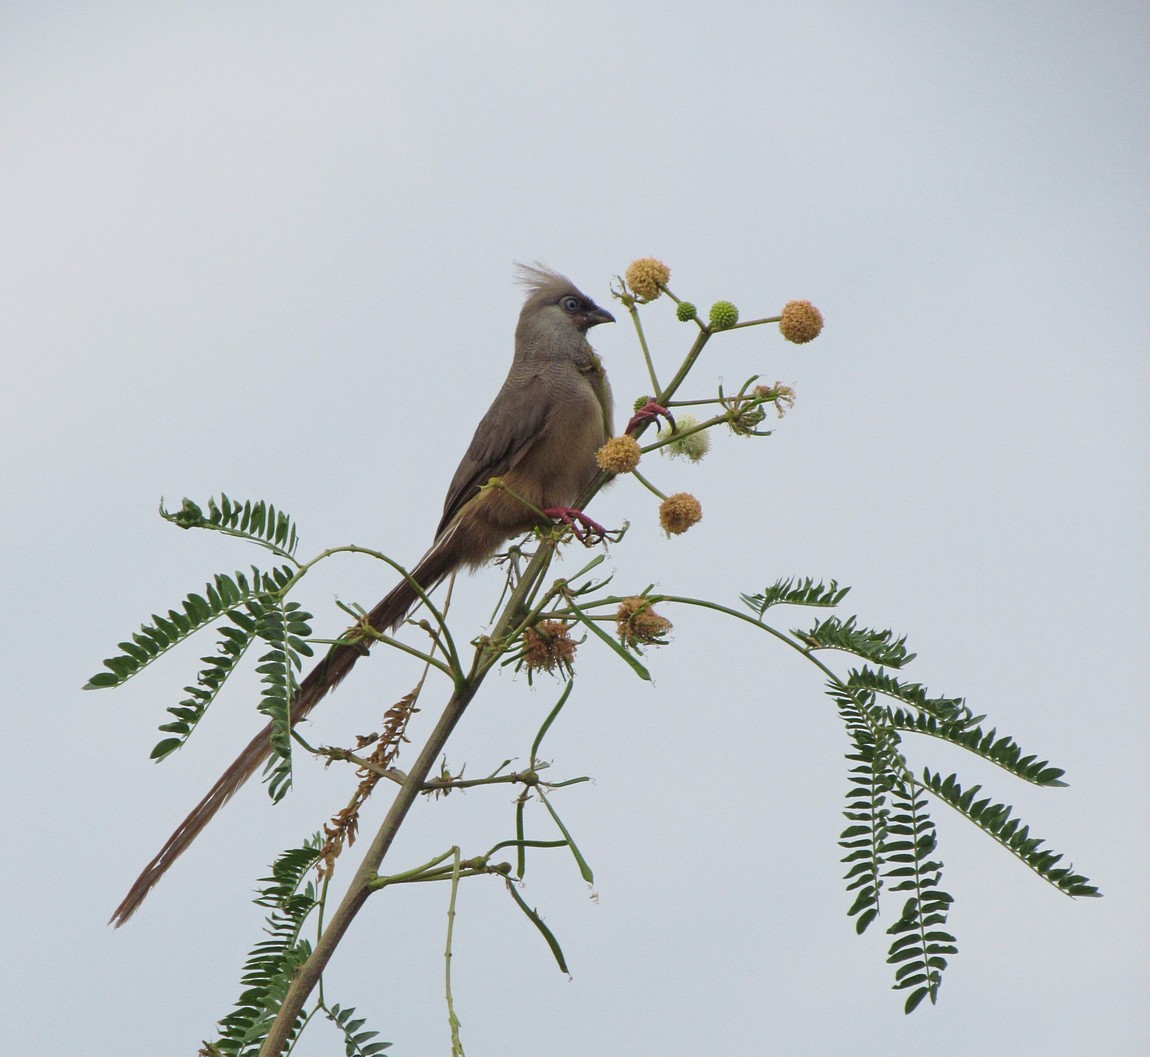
(514, 261), (581, 306)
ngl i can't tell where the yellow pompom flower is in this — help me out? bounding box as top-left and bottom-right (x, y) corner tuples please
(596, 434), (642, 474)
(658, 492), (703, 536)
(779, 300), (824, 344)
(625, 258), (671, 300)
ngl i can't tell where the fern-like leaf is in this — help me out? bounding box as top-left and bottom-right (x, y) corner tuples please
(151, 613), (258, 760)
(327, 1004), (392, 1056)
(210, 838), (322, 1055)
(162, 494), (301, 560)
(796, 615), (916, 668)
(890, 711), (1067, 786)
(883, 782), (957, 1012)
(847, 667), (970, 723)
(249, 596), (314, 802)
(741, 577), (849, 617)
(922, 769), (1100, 897)
(833, 684), (906, 933)
(83, 566), (294, 689)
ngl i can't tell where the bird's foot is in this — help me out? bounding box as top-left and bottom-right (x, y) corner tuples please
(625, 399), (675, 435)
(542, 507), (609, 546)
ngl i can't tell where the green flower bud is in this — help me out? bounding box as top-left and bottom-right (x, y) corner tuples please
(708, 300), (739, 330)
(676, 301), (697, 322)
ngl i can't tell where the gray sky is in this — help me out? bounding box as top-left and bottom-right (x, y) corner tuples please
(3, 2), (1147, 1054)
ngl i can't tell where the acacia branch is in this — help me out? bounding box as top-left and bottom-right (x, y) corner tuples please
(257, 536), (559, 1055)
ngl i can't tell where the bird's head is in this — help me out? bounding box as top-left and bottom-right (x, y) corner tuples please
(515, 263), (615, 340)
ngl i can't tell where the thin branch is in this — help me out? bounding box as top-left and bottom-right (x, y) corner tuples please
(256, 534), (560, 1056)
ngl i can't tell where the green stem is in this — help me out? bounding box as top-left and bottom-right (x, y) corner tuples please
(257, 538), (558, 1057)
(656, 330), (712, 406)
(445, 847), (466, 1057)
(629, 468), (668, 501)
(290, 544), (464, 679)
(729, 315), (782, 329)
(628, 302), (662, 396)
(422, 769), (545, 793)
(487, 838), (569, 857)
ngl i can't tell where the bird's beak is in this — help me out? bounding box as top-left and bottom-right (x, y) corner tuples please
(588, 304), (615, 327)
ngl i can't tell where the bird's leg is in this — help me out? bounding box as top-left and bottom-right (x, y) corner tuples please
(542, 507), (609, 546)
(625, 399), (675, 435)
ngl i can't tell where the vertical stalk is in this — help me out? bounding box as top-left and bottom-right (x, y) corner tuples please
(257, 544), (555, 1056)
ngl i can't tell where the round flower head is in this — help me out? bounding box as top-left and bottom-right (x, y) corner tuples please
(625, 258), (671, 301)
(779, 300), (823, 344)
(658, 492), (703, 536)
(520, 620), (577, 674)
(596, 434), (642, 474)
(676, 301), (697, 322)
(658, 414), (711, 463)
(616, 597), (673, 647)
(708, 300), (739, 330)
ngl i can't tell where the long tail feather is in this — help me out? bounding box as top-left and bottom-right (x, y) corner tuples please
(110, 532), (459, 926)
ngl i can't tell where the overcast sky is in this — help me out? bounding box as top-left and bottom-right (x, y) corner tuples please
(2, 3), (1147, 1055)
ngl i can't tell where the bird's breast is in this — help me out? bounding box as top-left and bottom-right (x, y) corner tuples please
(506, 371), (611, 511)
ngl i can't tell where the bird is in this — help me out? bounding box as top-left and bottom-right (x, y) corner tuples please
(110, 265), (615, 926)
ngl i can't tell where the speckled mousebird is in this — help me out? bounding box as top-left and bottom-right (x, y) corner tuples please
(111, 265), (615, 925)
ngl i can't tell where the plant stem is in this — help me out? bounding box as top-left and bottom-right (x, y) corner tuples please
(628, 302), (662, 396)
(445, 847), (466, 1056)
(257, 540), (556, 1056)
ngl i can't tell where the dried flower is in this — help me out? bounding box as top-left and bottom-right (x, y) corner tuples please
(753, 382), (797, 417)
(779, 299), (823, 344)
(520, 620), (577, 674)
(625, 258), (671, 300)
(616, 597), (673, 647)
(728, 403), (767, 435)
(708, 300), (739, 330)
(676, 301), (697, 322)
(596, 434), (642, 474)
(658, 413), (711, 463)
(658, 492), (703, 536)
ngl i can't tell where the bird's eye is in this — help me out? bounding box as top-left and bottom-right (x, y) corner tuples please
(561, 295), (581, 312)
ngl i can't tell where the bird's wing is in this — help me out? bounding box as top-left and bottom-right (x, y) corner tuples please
(435, 370), (552, 537)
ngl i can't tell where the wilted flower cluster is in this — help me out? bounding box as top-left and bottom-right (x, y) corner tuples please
(625, 258), (671, 301)
(596, 434), (642, 474)
(658, 492), (703, 536)
(755, 382), (796, 417)
(658, 414), (711, 463)
(779, 300), (823, 344)
(520, 620), (577, 675)
(615, 597), (673, 647)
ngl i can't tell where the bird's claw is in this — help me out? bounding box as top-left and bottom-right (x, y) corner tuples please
(625, 399), (675, 436)
(542, 507), (609, 546)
